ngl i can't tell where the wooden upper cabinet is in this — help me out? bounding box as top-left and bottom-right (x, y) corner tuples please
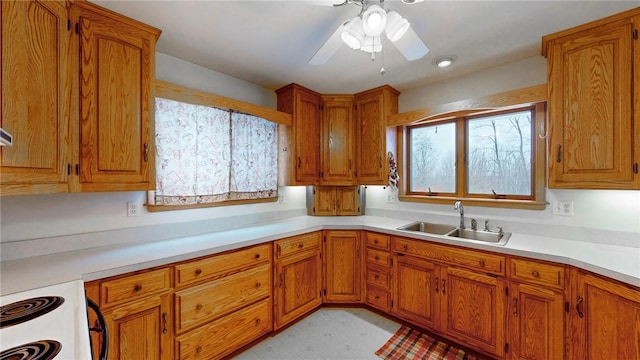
(71, 2), (160, 192)
(354, 85), (399, 185)
(1, 0), (72, 195)
(277, 83), (322, 185)
(320, 95), (355, 185)
(542, 9), (640, 189)
(1, 0), (160, 196)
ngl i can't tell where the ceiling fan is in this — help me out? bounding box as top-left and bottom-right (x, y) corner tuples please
(309, 0), (429, 65)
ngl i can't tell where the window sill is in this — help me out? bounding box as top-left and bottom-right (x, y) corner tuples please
(398, 195), (547, 210)
(146, 197), (277, 212)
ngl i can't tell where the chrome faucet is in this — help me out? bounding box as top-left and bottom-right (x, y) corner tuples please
(453, 201), (464, 230)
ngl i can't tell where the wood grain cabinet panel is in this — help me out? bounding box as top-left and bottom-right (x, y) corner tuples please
(273, 232), (323, 329)
(570, 270), (640, 360)
(392, 254), (440, 329)
(309, 186), (361, 216)
(320, 95), (355, 185)
(175, 299), (272, 360)
(100, 268), (172, 308)
(323, 230), (362, 303)
(543, 9), (640, 189)
(1, 1), (160, 196)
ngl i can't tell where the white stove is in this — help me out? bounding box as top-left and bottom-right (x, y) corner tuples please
(0, 280), (93, 359)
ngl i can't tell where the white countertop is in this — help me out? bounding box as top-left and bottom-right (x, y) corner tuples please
(1, 215), (639, 296)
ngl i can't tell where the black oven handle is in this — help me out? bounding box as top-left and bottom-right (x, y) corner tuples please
(86, 297), (108, 360)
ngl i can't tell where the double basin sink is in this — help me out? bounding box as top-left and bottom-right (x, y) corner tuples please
(396, 221), (511, 246)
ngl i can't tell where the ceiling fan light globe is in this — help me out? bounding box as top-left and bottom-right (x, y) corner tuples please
(341, 17), (364, 49)
(385, 11), (410, 42)
(362, 5), (387, 36)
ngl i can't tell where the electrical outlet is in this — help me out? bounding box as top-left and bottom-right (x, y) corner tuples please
(552, 201), (574, 216)
(278, 195), (285, 203)
(127, 202), (140, 217)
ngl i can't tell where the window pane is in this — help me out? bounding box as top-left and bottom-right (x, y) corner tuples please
(467, 110), (532, 196)
(409, 122), (456, 193)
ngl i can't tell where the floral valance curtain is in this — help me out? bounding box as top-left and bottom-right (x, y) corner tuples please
(154, 97), (277, 206)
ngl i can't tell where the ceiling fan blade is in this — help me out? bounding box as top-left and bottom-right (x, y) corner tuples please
(309, 21), (348, 65)
(393, 26), (429, 61)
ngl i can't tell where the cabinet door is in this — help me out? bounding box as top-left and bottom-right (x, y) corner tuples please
(354, 86), (398, 185)
(1, 0), (72, 195)
(273, 249), (322, 329)
(321, 96), (355, 185)
(392, 255), (441, 329)
(546, 16), (638, 189)
(441, 266), (505, 358)
(104, 293), (173, 360)
(509, 282), (565, 360)
(313, 186), (337, 216)
(74, 4), (157, 191)
(336, 186), (360, 215)
(294, 90), (322, 184)
(571, 272), (640, 360)
(324, 230), (362, 302)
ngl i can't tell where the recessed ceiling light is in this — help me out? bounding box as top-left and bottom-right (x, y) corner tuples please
(433, 55), (457, 68)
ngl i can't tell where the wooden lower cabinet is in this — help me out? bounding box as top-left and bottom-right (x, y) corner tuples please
(273, 232), (323, 329)
(323, 230), (362, 303)
(85, 267), (174, 360)
(365, 232), (393, 312)
(392, 254), (440, 329)
(175, 299), (272, 360)
(570, 270), (640, 360)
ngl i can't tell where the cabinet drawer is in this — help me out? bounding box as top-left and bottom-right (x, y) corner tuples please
(366, 248), (390, 267)
(101, 267), (171, 307)
(175, 244), (271, 287)
(509, 258), (565, 288)
(393, 237), (505, 275)
(175, 298), (272, 360)
(275, 232), (320, 258)
(175, 262), (271, 333)
(366, 265), (390, 289)
(366, 286), (390, 310)
(366, 232), (390, 250)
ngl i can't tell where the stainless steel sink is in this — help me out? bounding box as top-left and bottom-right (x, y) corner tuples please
(396, 221), (456, 235)
(397, 221), (511, 246)
(446, 228), (511, 245)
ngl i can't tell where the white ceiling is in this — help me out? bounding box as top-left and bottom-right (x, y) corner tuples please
(93, 0), (639, 94)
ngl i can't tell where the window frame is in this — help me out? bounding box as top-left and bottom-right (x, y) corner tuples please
(147, 81), (292, 212)
(392, 85), (547, 210)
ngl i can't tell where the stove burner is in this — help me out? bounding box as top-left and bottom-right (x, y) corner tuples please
(0, 340), (61, 360)
(0, 297), (65, 329)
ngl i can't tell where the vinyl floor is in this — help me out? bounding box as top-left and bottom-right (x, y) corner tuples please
(233, 308), (401, 360)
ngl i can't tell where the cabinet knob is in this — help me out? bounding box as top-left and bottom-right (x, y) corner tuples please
(374, 295), (380, 300)
(531, 270), (540, 278)
(195, 268), (202, 275)
(196, 304), (203, 311)
(402, 245), (408, 251)
(255, 318), (262, 325)
(479, 259), (486, 267)
(374, 240), (379, 244)
(374, 256), (379, 261)
(196, 347), (202, 354)
(255, 254), (261, 259)
(298, 243), (304, 249)
(374, 274), (379, 280)
(134, 284), (142, 292)
(256, 282), (262, 288)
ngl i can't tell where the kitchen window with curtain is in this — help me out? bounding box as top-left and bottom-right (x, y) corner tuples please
(151, 97), (278, 207)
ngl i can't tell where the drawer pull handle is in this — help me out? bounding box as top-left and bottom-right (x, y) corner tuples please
(402, 245), (408, 251)
(255, 254), (261, 259)
(576, 296), (584, 318)
(255, 318), (261, 325)
(134, 284), (142, 292)
(513, 298), (519, 317)
(162, 312), (168, 334)
(531, 270), (540, 278)
(374, 256), (379, 261)
(374, 295), (380, 300)
(374, 240), (379, 244)
(479, 259), (486, 267)
(256, 282), (262, 288)
(435, 277), (439, 293)
(195, 269), (202, 275)
(196, 304), (203, 311)
(442, 279), (446, 295)
(196, 346), (202, 354)
(298, 243), (304, 249)
(374, 274), (379, 280)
